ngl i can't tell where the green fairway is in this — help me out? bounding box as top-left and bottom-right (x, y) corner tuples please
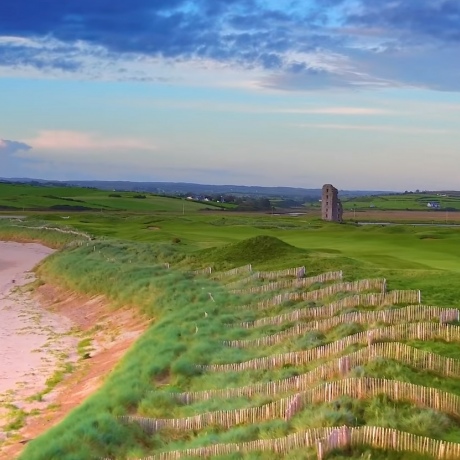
(64, 214), (460, 272)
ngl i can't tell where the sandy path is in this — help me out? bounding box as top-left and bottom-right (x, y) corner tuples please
(0, 242), (77, 446)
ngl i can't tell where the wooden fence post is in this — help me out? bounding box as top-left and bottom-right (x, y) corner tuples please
(316, 440), (324, 460)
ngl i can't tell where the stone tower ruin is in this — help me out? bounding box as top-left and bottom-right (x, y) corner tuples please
(321, 184), (343, 222)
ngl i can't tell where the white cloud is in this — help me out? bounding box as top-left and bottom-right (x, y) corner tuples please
(0, 36), (41, 47)
(275, 107), (390, 115)
(294, 123), (451, 134)
(0, 33), (453, 94)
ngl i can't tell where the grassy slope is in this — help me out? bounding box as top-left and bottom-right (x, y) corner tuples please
(1, 209), (459, 459)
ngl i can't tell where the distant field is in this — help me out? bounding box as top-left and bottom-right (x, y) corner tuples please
(0, 183), (230, 213)
(307, 193), (460, 212)
(341, 193), (460, 211)
(3, 183), (460, 222)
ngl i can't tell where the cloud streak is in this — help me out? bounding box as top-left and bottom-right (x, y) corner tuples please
(26, 131), (155, 152)
(1, 131), (160, 181)
(295, 123), (451, 134)
(277, 107), (390, 115)
(0, 1), (459, 90)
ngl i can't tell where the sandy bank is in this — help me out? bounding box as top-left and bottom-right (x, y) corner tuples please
(0, 242), (77, 450)
(0, 241), (53, 294)
(0, 242), (76, 396)
(0, 241), (149, 459)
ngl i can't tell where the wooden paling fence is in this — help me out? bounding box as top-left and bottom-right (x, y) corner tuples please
(137, 428), (331, 459)
(225, 266), (307, 289)
(231, 291), (421, 329)
(198, 322), (460, 372)
(164, 342), (460, 404)
(120, 396), (295, 435)
(189, 267), (212, 276)
(133, 425), (460, 460)
(257, 266), (306, 280)
(230, 271), (343, 295)
(317, 425), (351, 459)
(234, 277), (385, 312)
(64, 240), (88, 248)
(213, 264), (253, 280)
(121, 378), (460, 436)
(317, 425), (460, 460)
(224, 304), (453, 348)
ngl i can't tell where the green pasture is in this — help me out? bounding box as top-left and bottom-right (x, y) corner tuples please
(0, 182), (229, 212)
(0, 197), (459, 459)
(3, 182), (460, 215)
(339, 193), (460, 211)
(306, 192), (460, 211)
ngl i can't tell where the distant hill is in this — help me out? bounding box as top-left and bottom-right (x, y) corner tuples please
(0, 177), (391, 200)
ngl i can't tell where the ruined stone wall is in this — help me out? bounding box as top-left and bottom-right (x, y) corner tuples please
(322, 184), (342, 222)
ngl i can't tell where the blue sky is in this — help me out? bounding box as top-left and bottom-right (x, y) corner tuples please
(1, 0), (459, 190)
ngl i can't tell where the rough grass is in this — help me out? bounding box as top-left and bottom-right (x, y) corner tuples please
(198, 235), (308, 269)
(0, 219), (80, 248)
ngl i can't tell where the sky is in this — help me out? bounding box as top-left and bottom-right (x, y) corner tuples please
(0, 0), (459, 191)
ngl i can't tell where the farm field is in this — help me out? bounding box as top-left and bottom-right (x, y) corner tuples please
(0, 183), (230, 213)
(2, 182), (460, 225)
(332, 193), (460, 212)
(1, 188), (460, 459)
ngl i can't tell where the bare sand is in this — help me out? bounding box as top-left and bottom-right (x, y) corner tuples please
(0, 241), (149, 459)
(0, 242), (77, 447)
